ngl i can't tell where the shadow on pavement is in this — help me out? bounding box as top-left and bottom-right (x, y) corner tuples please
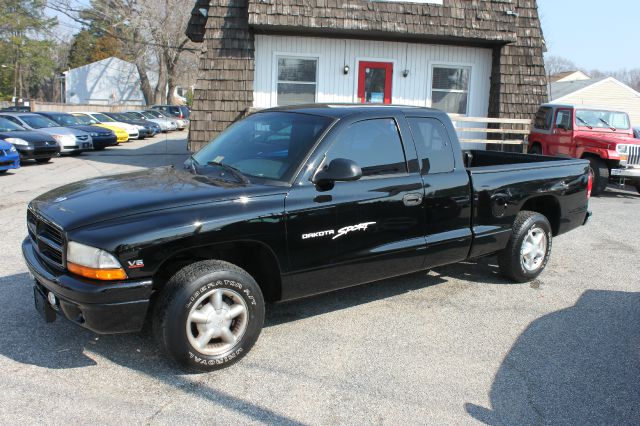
(465, 290), (640, 424)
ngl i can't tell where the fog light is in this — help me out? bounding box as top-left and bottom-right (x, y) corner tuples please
(47, 292), (57, 306)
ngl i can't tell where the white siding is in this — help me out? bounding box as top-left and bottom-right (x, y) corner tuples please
(254, 35), (492, 118)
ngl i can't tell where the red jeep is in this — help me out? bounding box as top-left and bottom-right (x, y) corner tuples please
(529, 104), (640, 195)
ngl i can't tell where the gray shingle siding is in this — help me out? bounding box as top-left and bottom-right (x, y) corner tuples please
(186, 0), (547, 151)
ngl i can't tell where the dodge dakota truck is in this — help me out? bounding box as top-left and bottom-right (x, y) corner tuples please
(23, 105), (592, 371)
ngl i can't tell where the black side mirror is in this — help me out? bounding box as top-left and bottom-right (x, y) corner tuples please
(313, 158), (362, 187)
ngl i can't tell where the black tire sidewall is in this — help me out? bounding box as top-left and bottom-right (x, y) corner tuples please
(512, 214), (552, 281)
(163, 268), (264, 370)
(587, 157), (608, 195)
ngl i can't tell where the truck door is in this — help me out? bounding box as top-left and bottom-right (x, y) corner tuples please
(283, 116), (427, 300)
(553, 108), (574, 156)
(406, 117), (473, 268)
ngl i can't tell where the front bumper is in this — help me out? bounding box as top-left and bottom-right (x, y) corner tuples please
(22, 237), (153, 334)
(610, 167), (640, 180)
(0, 152), (20, 170)
(91, 135), (118, 149)
(18, 146), (60, 160)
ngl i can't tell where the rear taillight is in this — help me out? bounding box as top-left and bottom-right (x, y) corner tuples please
(587, 173), (593, 199)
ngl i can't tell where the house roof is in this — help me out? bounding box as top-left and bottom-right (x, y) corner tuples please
(549, 77), (607, 101)
(549, 70), (590, 83)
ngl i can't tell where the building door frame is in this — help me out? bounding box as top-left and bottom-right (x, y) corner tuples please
(357, 61), (393, 104)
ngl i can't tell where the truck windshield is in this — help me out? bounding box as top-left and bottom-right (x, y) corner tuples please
(575, 109), (630, 130)
(192, 112), (333, 183)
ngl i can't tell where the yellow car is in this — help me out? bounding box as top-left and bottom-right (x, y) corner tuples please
(72, 113), (130, 143)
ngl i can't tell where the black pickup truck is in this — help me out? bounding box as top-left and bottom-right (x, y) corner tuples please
(23, 105), (592, 371)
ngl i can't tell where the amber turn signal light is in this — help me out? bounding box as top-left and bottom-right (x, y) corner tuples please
(67, 262), (128, 281)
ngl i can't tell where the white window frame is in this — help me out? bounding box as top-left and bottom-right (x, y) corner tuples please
(429, 63), (473, 116)
(272, 54), (320, 107)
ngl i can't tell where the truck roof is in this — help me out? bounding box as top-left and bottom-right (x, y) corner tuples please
(541, 103), (628, 114)
(258, 104), (445, 119)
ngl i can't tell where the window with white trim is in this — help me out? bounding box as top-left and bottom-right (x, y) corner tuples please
(431, 66), (471, 115)
(276, 56), (318, 106)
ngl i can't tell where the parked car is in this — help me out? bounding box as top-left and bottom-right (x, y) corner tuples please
(0, 138), (20, 173)
(0, 112), (93, 154)
(143, 109), (182, 130)
(101, 112), (158, 138)
(0, 117), (60, 163)
(123, 111), (168, 134)
(71, 113), (129, 143)
(35, 112), (117, 151)
(1, 106), (31, 112)
(529, 104), (640, 195)
(152, 104), (190, 120)
(23, 105), (592, 371)
(73, 112), (139, 140)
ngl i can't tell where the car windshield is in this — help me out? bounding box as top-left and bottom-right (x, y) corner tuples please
(73, 114), (98, 125)
(127, 112), (143, 119)
(0, 117), (25, 132)
(110, 113), (129, 121)
(140, 111), (156, 119)
(575, 109), (630, 130)
(145, 110), (164, 118)
(92, 113), (115, 123)
(49, 114), (81, 126)
(20, 114), (59, 128)
(192, 112), (333, 183)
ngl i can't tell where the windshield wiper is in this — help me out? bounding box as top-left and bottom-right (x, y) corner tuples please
(576, 116), (592, 129)
(207, 161), (250, 184)
(599, 118), (616, 131)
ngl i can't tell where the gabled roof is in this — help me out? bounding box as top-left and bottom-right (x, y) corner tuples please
(549, 70), (590, 83)
(549, 76), (640, 102)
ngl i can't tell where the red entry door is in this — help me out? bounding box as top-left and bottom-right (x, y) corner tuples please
(358, 61), (393, 104)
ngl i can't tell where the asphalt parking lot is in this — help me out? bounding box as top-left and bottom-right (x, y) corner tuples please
(1, 134), (639, 425)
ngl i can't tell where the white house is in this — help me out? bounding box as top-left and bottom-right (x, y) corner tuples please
(64, 57), (146, 106)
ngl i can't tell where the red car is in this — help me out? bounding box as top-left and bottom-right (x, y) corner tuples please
(529, 104), (640, 195)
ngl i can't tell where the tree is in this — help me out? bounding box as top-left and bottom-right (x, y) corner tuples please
(0, 0), (57, 100)
(544, 55), (577, 77)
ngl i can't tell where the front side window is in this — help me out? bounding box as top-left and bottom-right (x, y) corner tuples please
(277, 57), (318, 106)
(431, 66), (470, 115)
(193, 112), (333, 182)
(555, 110), (572, 129)
(534, 107), (553, 130)
(326, 118), (407, 177)
(407, 117), (455, 174)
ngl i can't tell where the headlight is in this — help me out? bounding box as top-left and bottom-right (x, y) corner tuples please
(136, 125), (145, 130)
(5, 137), (29, 146)
(9, 145), (17, 152)
(66, 241), (127, 281)
(617, 144), (628, 154)
(90, 132), (99, 137)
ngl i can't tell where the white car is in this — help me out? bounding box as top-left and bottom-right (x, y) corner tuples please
(142, 110), (181, 131)
(73, 112), (140, 140)
(0, 112), (93, 154)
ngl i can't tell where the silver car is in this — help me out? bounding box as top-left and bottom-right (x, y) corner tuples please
(0, 112), (93, 154)
(142, 110), (180, 131)
(126, 111), (173, 133)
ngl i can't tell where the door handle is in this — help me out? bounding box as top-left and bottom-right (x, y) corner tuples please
(403, 192), (423, 207)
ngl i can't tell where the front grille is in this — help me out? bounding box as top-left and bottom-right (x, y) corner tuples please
(27, 209), (65, 270)
(99, 132), (111, 137)
(77, 135), (89, 141)
(628, 145), (640, 166)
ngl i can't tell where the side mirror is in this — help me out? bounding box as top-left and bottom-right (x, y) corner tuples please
(313, 158), (362, 186)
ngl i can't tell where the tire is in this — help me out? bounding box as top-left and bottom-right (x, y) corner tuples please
(587, 157), (608, 196)
(529, 143), (542, 155)
(35, 158), (51, 163)
(498, 211), (553, 283)
(635, 185), (640, 195)
(93, 146), (105, 151)
(153, 260), (265, 372)
(0, 170), (7, 174)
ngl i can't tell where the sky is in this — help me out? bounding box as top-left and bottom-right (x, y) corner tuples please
(537, 0), (640, 71)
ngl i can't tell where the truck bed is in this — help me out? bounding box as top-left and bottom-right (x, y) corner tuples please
(463, 149), (574, 170)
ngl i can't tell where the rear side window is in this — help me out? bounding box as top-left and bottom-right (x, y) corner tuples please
(533, 107), (553, 130)
(407, 117), (455, 174)
(326, 118), (407, 177)
(555, 110), (572, 129)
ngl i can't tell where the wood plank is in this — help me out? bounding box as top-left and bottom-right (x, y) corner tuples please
(459, 139), (525, 145)
(456, 127), (530, 134)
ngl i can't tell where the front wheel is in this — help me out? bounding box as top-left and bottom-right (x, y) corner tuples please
(587, 157), (609, 196)
(35, 158), (51, 163)
(529, 143), (543, 155)
(635, 185), (640, 195)
(153, 260), (265, 371)
(498, 211), (552, 282)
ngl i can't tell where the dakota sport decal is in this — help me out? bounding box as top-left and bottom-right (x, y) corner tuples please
(302, 222), (377, 240)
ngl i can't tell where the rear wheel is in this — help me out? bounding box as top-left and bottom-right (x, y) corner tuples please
(498, 211), (552, 282)
(35, 158), (51, 163)
(529, 143), (543, 155)
(587, 157), (608, 196)
(153, 260), (265, 371)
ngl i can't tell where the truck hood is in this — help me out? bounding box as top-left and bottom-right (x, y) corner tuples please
(576, 131), (640, 147)
(30, 167), (284, 230)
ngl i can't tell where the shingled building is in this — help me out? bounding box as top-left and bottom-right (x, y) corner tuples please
(185, 0), (547, 151)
